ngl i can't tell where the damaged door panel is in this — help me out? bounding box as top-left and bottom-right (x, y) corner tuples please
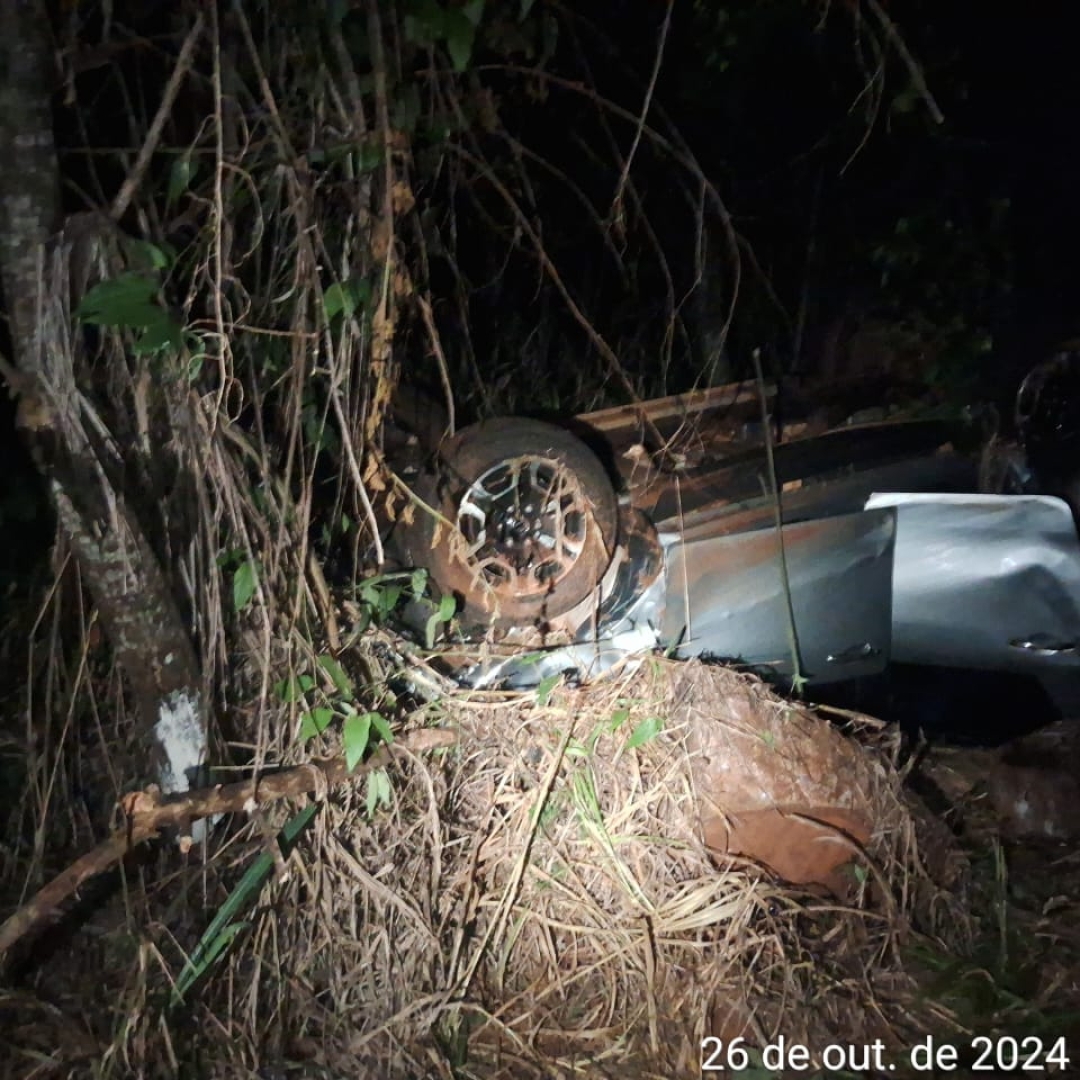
(662, 508), (896, 685)
(867, 492), (1080, 677)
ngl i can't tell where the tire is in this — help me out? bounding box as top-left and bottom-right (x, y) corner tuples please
(1016, 351), (1080, 475)
(407, 418), (619, 629)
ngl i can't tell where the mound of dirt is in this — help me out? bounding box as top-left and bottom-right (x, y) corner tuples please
(208, 658), (964, 1078)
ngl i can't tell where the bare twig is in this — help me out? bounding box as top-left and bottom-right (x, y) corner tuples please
(470, 63), (743, 386)
(417, 295), (455, 439)
(453, 144), (668, 450)
(330, 385), (385, 566)
(110, 13), (205, 223)
(608, 0), (672, 228)
(864, 0), (944, 124)
(455, 718), (576, 997)
(753, 347), (804, 694)
(367, 0), (396, 333)
(839, 18), (885, 177)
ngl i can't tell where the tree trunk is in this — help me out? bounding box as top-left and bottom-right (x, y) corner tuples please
(0, 0), (211, 825)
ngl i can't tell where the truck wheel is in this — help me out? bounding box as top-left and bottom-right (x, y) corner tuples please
(412, 418), (619, 629)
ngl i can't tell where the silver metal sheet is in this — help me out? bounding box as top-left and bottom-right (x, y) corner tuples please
(866, 492), (1080, 672)
(661, 508), (897, 685)
(458, 573), (666, 690)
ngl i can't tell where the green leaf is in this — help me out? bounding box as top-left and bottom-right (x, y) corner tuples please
(167, 153), (197, 207)
(186, 349), (205, 383)
(608, 707), (630, 732)
(356, 142), (385, 173)
(425, 593), (456, 648)
(463, 0), (485, 26)
(444, 10), (477, 72)
(128, 239), (174, 272)
(403, 0), (444, 47)
(317, 654), (355, 700)
(299, 706), (334, 741)
(626, 715), (663, 749)
(173, 920), (248, 1006)
(365, 767), (392, 816)
(351, 606), (373, 635)
(519, 0), (536, 18)
(276, 673), (315, 702)
(76, 274), (163, 328)
(344, 711), (373, 772)
(535, 673), (561, 706)
(371, 584), (402, 618)
(170, 802), (318, 1008)
(358, 574), (404, 618)
(410, 568), (428, 598)
(323, 278), (371, 321)
(232, 559), (258, 612)
(131, 311), (185, 355)
(369, 711), (394, 746)
(302, 406), (338, 453)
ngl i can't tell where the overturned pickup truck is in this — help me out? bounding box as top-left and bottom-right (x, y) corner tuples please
(387, 357), (1080, 702)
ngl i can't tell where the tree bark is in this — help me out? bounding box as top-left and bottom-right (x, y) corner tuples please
(0, 0), (211, 816)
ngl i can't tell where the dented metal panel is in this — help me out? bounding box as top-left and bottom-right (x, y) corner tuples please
(867, 492), (1080, 674)
(459, 506), (897, 691)
(662, 508), (897, 685)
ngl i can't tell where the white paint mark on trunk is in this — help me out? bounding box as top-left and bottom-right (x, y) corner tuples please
(155, 689), (209, 842)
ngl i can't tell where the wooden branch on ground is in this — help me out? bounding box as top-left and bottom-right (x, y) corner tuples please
(0, 728), (456, 961)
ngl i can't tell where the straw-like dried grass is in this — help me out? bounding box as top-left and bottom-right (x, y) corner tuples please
(47, 655), (963, 1080)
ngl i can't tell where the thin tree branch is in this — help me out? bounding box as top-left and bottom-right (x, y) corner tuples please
(110, 13), (205, 223)
(753, 347), (804, 695)
(452, 144), (668, 450)
(864, 0), (944, 124)
(468, 64), (743, 385)
(417, 295), (456, 439)
(608, 0), (672, 226)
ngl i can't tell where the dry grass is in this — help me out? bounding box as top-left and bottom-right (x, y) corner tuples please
(0, 655), (973, 1080)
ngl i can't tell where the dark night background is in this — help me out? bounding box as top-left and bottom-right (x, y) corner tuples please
(673, 0), (1080, 386)
(4, 0), (1080, 600)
